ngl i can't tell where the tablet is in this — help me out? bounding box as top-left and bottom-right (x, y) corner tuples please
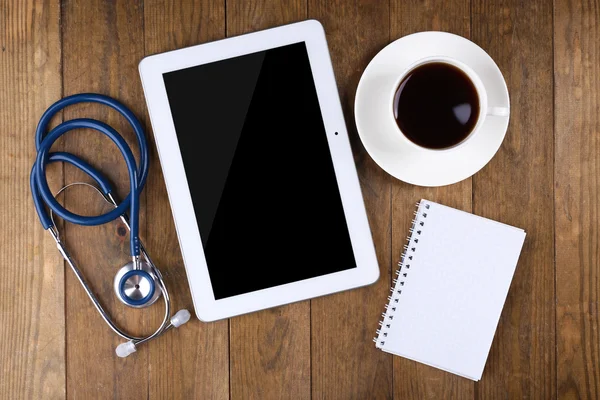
(139, 20), (379, 321)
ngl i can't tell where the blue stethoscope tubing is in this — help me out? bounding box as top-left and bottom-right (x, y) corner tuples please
(30, 93), (190, 357)
(31, 93), (147, 258)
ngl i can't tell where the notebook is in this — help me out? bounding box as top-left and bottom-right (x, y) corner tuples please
(375, 199), (526, 381)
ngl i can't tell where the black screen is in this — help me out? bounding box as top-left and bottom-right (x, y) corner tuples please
(163, 42), (356, 299)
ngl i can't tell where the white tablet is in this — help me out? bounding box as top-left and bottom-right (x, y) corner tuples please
(139, 20), (379, 321)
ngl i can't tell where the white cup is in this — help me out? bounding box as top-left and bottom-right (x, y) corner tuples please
(389, 56), (509, 152)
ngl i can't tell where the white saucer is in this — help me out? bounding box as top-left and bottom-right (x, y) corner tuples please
(354, 32), (510, 187)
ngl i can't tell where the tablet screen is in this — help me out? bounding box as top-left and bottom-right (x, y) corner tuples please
(163, 42), (357, 299)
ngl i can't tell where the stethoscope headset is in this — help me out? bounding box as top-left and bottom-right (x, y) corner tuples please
(30, 93), (190, 357)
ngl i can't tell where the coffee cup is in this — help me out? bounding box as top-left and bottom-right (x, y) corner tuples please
(389, 56), (509, 151)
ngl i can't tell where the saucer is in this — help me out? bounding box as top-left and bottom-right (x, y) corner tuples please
(354, 31), (510, 187)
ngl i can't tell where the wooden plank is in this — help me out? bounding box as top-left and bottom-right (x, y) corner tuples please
(307, 1), (393, 399)
(61, 0), (149, 398)
(143, 1), (230, 399)
(225, 2), (311, 399)
(389, 1), (474, 398)
(0, 0), (64, 398)
(555, 0), (600, 398)
(472, 0), (555, 397)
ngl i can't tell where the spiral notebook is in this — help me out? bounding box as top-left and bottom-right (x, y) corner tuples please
(375, 199), (526, 381)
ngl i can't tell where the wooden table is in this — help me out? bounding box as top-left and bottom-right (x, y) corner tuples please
(1, 0), (597, 398)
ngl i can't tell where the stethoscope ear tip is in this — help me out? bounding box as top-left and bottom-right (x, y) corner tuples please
(170, 309), (191, 328)
(116, 341), (137, 358)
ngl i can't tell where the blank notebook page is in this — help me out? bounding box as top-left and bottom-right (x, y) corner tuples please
(375, 199), (526, 381)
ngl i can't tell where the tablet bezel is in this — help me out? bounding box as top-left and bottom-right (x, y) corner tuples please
(139, 19), (379, 321)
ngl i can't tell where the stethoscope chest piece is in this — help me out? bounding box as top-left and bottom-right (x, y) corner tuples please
(114, 261), (161, 308)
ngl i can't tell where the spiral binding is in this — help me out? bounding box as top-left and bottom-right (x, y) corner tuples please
(373, 200), (430, 348)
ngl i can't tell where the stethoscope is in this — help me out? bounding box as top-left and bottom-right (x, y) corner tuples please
(30, 93), (190, 357)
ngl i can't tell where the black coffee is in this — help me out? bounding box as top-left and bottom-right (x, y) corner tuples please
(393, 62), (480, 149)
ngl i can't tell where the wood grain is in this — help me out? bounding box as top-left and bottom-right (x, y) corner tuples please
(555, 0), (600, 398)
(0, 0), (64, 399)
(61, 0), (149, 398)
(3, 0), (600, 398)
(307, 1), (393, 399)
(389, 0), (474, 398)
(472, 0), (555, 398)
(225, 2), (311, 399)
(143, 1), (230, 399)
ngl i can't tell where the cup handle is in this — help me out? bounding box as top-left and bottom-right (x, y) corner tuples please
(487, 106), (509, 117)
